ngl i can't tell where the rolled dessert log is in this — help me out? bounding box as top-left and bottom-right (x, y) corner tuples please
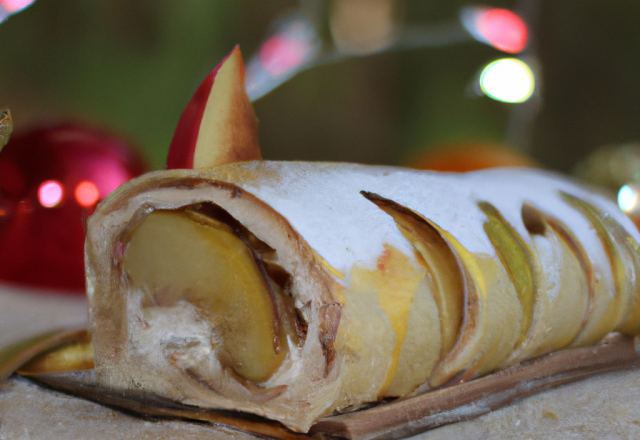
(84, 161), (640, 432)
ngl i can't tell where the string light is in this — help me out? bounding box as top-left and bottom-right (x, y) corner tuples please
(479, 58), (535, 103)
(329, 0), (398, 55)
(259, 36), (309, 77)
(245, 4), (536, 101)
(0, 0), (34, 13)
(0, 0), (35, 22)
(618, 184), (640, 214)
(245, 13), (321, 101)
(38, 180), (63, 208)
(461, 7), (528, 54)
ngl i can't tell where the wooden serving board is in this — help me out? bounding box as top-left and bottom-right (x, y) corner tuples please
(19, 334), (639, 440)
(2, 285), (640, 439)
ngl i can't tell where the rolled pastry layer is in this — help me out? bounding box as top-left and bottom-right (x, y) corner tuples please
(85, 161), (640, 432)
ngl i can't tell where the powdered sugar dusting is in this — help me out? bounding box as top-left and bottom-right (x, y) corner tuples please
(220, 162), (639, 281)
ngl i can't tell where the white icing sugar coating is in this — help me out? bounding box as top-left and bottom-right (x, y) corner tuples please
(219, 162), (639, 279)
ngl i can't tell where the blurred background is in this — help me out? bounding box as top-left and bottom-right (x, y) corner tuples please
(1, 0), (639, 170)
(2, 0), (640, 292)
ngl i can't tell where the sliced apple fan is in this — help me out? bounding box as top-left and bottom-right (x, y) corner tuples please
(85, 162), (640, 432)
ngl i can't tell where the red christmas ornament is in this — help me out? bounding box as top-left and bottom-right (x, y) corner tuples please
(0, 123), (147, 292)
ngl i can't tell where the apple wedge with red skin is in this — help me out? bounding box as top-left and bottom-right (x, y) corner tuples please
(166, 46), (261, 170)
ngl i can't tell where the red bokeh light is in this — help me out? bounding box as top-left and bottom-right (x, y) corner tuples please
(75, 181), (100, 207)
(259, 36), (307, 76)
(477, 9), (528, 54)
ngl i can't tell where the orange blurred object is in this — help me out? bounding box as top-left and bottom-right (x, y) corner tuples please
(406, 143), (539, 172)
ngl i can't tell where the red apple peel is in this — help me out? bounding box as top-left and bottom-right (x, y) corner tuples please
(166, 46), (261, 170)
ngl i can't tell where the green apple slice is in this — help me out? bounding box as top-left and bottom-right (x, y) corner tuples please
(478, 202), (535, 350)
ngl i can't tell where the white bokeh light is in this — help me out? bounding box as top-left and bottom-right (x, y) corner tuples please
(480, 58), (535, 103)
(618, 184), (639, 213)
(38, 180), (64, 208)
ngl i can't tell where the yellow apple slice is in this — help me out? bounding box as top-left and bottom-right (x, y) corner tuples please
(166, 46), (261, 170)
(507, 204), (588, 361)
(561, 193), (640, 345)
(17, 331), (94, 375)
(361, 193), (521, 388)
(0, 329), (90, 381)
(363, 193), (463, 359)
(336, 243), (441, 404)
(122, 209), (285, 383)
(427, 232), (518, 387)
(383, 275), (441, 397)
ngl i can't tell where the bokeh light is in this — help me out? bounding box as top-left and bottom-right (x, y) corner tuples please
(329, 0), (398, 55)
(479, 58), (535, 103)
(75, 181), (100, 207)
(478, 9), (528, 53)
(259, 36), (307, 77)
(0, 0), (35, 14)
(618, 184), (640, 213)
(461, 7), (528, 54)
(244, 13), (321, 101)
(38, 180), (64, 208)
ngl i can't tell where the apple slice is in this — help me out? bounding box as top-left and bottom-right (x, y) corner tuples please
(506, 204), (588, 362)
(122, 209), (286, 383)
(561, 193), (640, 343)
(478, 202), (535, 350)
(166, 46), (261, 170)
(17, 331), (94, 375)
(361, 192), (522, 388)
(363, 193), (463, 359)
